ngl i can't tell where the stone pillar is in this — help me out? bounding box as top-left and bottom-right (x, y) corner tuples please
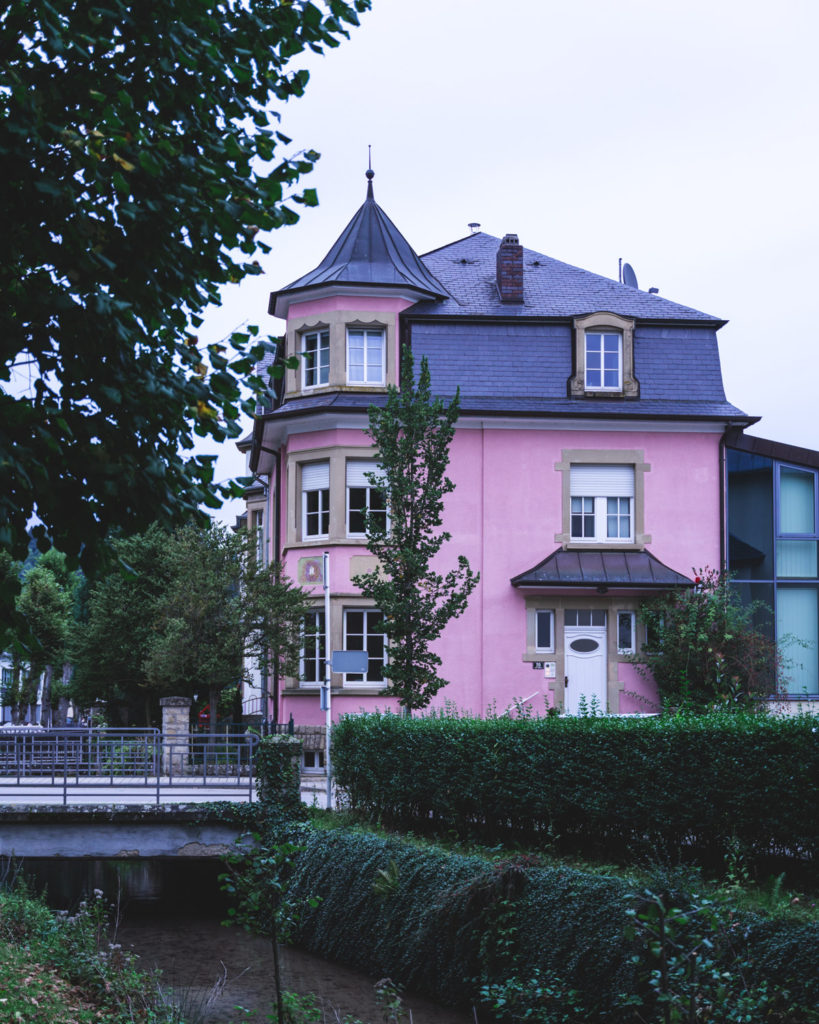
(160, 696), (191, 775)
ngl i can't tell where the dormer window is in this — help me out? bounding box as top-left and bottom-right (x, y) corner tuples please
(347, 328), (385, 385)
(585, 332), (622, 391)
(569, 312), (638, 399)
(302, 330), (329, 389)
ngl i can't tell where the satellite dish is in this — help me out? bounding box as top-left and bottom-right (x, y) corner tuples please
(622, 262), (639, 289)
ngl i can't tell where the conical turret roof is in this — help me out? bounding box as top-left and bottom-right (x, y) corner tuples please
(269, 171), (448, 318)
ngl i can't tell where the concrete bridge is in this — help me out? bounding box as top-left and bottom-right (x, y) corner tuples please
(0, 804), (257, 859)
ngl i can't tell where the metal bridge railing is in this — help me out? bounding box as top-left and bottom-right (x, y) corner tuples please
(0, 728), (258, 805)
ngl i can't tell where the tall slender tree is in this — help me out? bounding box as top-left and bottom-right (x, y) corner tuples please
(353, 346), (479, 712)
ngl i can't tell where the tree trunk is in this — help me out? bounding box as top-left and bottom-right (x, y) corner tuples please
(209, 683), (219, 738)
(40, 665), (53, 728)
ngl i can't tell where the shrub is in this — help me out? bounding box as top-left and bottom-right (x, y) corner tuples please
(636, 568), (779, 709)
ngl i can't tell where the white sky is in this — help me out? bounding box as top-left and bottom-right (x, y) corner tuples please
(206, 0), (819, 525)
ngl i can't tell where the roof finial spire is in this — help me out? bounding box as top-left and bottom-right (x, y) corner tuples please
(366, 144), (374, 199)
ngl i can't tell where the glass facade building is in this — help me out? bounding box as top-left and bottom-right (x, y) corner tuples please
(727, 439), (819, 698)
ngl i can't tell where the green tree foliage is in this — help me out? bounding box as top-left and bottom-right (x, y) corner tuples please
(71, 522), (310, 725)
(243, 559), (313, 690)
(142, 523), (245, 729)
(15, 549), (80, 724)
(0, 0), (370, 610)
(636, 568), (780, 710)
(352, 347), (479, 711)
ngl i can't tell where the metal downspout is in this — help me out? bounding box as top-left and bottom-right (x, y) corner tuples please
(272, 447), (282, 726)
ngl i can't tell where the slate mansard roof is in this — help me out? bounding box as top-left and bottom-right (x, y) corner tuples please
(413, 231), (723, 321)
(262, 185), (751, 425)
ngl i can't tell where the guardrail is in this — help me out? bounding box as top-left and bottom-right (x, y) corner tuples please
(0, 728), (258, 805)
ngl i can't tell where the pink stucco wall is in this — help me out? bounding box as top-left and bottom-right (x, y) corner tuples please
(276, 418), (722, 724)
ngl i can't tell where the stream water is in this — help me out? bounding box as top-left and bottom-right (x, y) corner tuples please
(16, 857), (473, 1024)
(118, 911), (473, 1024)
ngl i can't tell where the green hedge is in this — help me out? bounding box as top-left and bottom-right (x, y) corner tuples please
(282, 825), (819, 1019)
(331, 711), (819, 863)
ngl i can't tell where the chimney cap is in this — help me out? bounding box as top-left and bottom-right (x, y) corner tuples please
(501, 233), (520, 245)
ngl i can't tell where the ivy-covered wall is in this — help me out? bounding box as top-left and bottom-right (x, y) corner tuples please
(282, 825), (819, 1020)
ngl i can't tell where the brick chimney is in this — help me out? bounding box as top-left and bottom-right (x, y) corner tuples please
(496, 233), (523, 303)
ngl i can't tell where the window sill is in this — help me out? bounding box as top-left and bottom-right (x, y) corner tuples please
(565, 541), (643, 551)
(282, 687), (390, 697)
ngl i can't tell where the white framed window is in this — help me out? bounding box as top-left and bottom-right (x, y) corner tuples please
(300, 610), (325, 686)
(302, 330), (329, 389)
(565, 609), (607, 627)
(250, 508), (265, 563)
(346, 460), (387, 536)
(570, 465), (634, 543)
(347, 328), (385, 385)
(343, 608), (386, 684)
(584, 332), (622, 391)
(617, 611), (636, 654)
(302, 462), (330, 539)
(534, 610), (554, 653)
(303, 749), (326, 772)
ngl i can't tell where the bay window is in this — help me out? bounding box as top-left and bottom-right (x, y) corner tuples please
(347, 328), (385, 385)
(347, 460), (387, 536)
(300, 610), (325, 686)
(302, 462), (329, 539)
(302, 329), (329, 389)
(343, 609), (386, 684)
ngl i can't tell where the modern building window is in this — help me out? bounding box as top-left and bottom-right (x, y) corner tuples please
(346, 460), (387, 536)
(343, 609), (386, 684)
(300, 610), (325, 686)
(302, 330), (329, 389)
(617, 611), (636, 654)
(728, 448), (819, 697)
(570, 465), (634, 542)
(301, 462), (330, 539)
(585, 332), (622, 391)
(534, 610), (554, 653)
(347, 328), (385, 385)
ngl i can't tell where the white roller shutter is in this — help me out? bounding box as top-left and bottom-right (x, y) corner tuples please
(570, 464), (633, 497)
(346, 460), (384, 488)
(301, 462), (329, 490)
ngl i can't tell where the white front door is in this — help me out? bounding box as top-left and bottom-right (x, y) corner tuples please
(564, 623), (607, 714)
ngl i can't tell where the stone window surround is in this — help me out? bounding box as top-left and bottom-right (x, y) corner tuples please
(283, 595), (389, 697)
(286, 444), (381, 550)
(284, 310), (396, 398)
(568, 311), (639, 399)
(554, 448), (651, 550)
(522, 596), (646, 713)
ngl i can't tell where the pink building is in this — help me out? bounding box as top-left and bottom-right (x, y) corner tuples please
(241, 171), (756, 727)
